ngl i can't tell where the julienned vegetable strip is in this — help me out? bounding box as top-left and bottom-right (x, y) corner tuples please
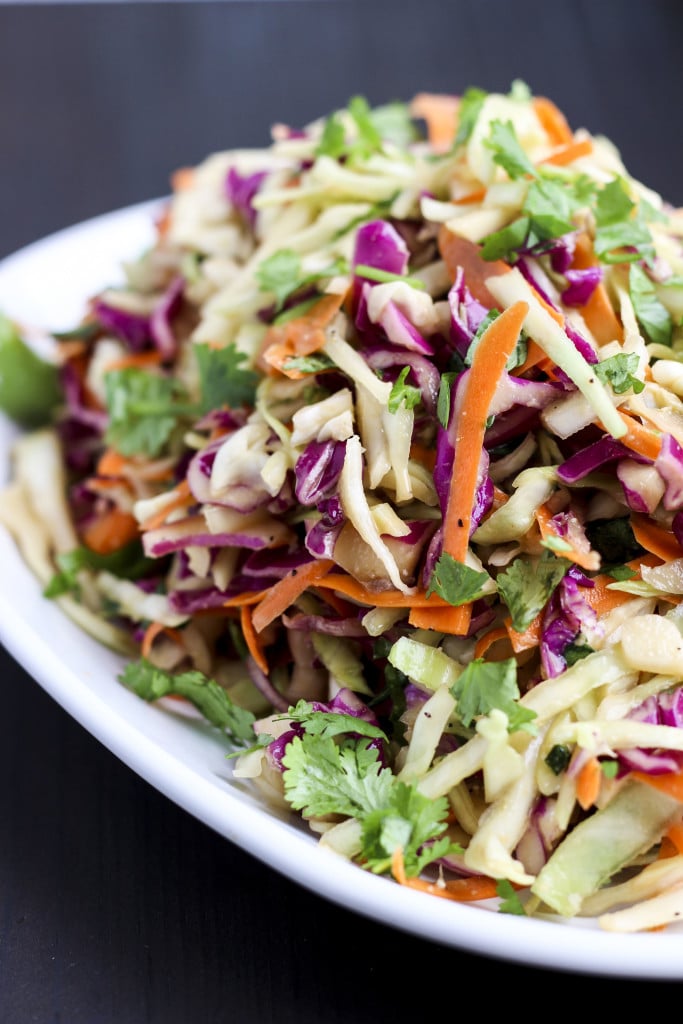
(251, 559), (336, 633)
(10, 82), (683, 934)
(442, 301), (529, 560)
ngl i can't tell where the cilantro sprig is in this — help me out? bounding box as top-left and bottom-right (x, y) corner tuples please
(426, 552), (490, 607)
(496, 549), (568, 632)
(119, 658), (257, 747)
(451, 657), (536, 734)
(256, 249), (348, 311)
(104, 368), (196, 458)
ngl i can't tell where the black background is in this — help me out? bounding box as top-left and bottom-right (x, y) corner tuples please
(1, 2), (683, 1019)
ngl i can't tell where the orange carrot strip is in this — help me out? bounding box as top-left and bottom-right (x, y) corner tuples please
(139, 480), (193, 532)
(391, 848), (499, 903)
(80, 507), (140, 555)
(631, 515), (683, 563)
(576, 756), (602, 810)
(251, 559), (335, 633)
(258, 293), (346, 378)
(241, 604), (269, 675)
(97, 448), (129, 477)
(615, 411), (662, 462)
(664, 821), (683, 856)
(538, 137), (593, 167)
(534, 503), (599, 571)
(506, 613), (543, 653)
(407, 604), (470, 633)
(632, 770), (683, 803)
(532, 96), (574, 147)
(314, 574), (447, 609)
(437, 229), (512, 306)
(442, 301), (529, 561)
(105, 350), (164, 372)
(141, 621), (183, 660)
(409, 92), (459, 151)
(473, 626), (510, 660)
(220, 592), (267, 608)
(172, 166), (196, 192)
(453, 187), (486, 206)
(571, 233), (624, 345)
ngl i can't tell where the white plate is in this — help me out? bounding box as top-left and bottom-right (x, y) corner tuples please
(1, 202), (682, 981)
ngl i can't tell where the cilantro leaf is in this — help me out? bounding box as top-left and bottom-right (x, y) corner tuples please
(256, 249), (348, 311)
(523, 178), (577, 241)
(316, 113), (347, 158)
(119, 659), (257, 746)
(563, 641), (594, 667)
(593, 179), (654, 265)
(480, 217), (531, 262)
(281, 353), (335, 374)
(255, 249), (303, 309)
(496, 549), (568, 632)
(453, 86), (487, 148)
(104, 367), (194, 458)
(436, 370), (458, 429)
(629, 263), (673, 346)
(284, 700), (387, 743)
(496, 878), (526, 915)
(362, 784), (460, 875)
(282, 733), (393, 819)
(545, 743), (571, 775)
(369, 101), (420, 148)
(594, 351), (645, 394)
(426, 552), (490, 607)
(347, 95), (383, 155)
(451, 657), (536, 733)
(195, 342), (258, 411)
(484, 120), (538, 181)
(388, 366), (422, 413)
(44, 542), (153, 598)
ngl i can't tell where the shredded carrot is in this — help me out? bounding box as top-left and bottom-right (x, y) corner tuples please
(257, 293), (346, 378)
(172, 166), (196, 192)
(473, 626), (510, 660)
(534, 503), (600, 571)
(630, 515), (683, 563)
(453, 187), (486, 206)
(571, 233), (624, 345)
(437, 228), (512, 306)
(240, 603), (269, 674)
(538, 137), (593, 167)
(532, 96), (574, 147)
(80, 506), (140, 555)
(97, 448), (129, 477)
(615, 411), (662, 462)
(221, 591), (267, 608)
(664, 821), (683, 856)
(105, 350), (164, 372)
(138, 480), (193, 532)
(632, 770), (683, 803)
(409, 442), (436, 472)
(442, 301), (529, 561)
(391, 847), (500, 903)
(312, 574), (449, 609)
(141, 621), (183, 660)
(505, 612), (542, 653)
(251, 559), (335, 633)
(576, 756), (603, 810)
(409, 92), (459, 152)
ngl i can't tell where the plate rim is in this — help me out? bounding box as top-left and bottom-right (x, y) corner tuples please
(2, 202), (683, 980)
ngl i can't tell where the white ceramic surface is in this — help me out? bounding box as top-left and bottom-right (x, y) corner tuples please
(1, 203), (682, 981)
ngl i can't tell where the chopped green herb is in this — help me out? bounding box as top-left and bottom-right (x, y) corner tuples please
(496, 550), (568, 633)
(436, 370), (458, 429)
(451, 657), (536, 733)
(426, 553), (490, 607)
(484, 119), (538, 181)
(119, 659), (257, 746)
(453, 86), (487, 148)
(593, 179), (655, 265)
(256, 249), (348, 311)
(104, 367), (196, 458)
(388, 366), (422, 413)
(629, 263), (673, 347)
(195, 342), (258, 411)
(44, 541), (154, 599)
(545, 743), (572, 775)
(594, 351), (645, 394)
(563, 641), (594, 667)
(497, 878), (526, 915)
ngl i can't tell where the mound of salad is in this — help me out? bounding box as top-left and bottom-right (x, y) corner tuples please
(6, 81), (683, 931)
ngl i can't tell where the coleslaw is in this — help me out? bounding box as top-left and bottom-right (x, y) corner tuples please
(4, 82), (683, 930)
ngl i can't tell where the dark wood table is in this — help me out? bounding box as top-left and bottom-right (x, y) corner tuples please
(2, 3), (683, 1018)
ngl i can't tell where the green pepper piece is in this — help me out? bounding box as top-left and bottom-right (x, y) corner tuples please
(0, 312), (62, 427)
